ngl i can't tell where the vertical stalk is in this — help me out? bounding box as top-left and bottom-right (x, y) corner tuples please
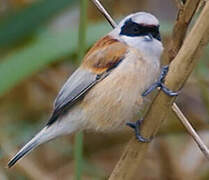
(74, 0), (87, 180)
(75, 132), (83, 180)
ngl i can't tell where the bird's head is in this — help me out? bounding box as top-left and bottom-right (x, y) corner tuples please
(110, 12), (163, 59)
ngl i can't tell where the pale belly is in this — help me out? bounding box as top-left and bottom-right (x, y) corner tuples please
(80, 53), (160, 132)
(81, 75), (144, 131)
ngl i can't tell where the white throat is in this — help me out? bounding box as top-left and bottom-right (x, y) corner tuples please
(109, 29), (164, 63)
(121, 35), (163, 60)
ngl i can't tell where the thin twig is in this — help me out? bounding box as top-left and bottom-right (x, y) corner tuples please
(90, 0), (117, 28)
(172, 103), (209, 160)
(179, 131), (209, 174)
(90, 0), (209, 161)
(175, 0), (184, 9)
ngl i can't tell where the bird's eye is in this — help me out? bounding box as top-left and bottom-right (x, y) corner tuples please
(120, 19), (161, 41)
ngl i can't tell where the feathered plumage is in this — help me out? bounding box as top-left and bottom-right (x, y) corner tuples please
(8, 12), (163, 168)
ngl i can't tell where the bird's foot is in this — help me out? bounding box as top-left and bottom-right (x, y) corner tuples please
(142, 65), (180, 97)
(126, 119), (151, 143)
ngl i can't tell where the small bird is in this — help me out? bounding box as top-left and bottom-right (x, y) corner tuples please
(8, 12), (177, 168)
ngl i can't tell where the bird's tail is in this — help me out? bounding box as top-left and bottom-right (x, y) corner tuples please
(8, 117), (79, 168)
(8, 126), (53, 168)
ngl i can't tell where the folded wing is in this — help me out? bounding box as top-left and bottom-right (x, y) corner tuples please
(47, 35), (127, 125)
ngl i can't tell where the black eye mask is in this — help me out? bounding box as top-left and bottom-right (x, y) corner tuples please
(120, 18), (161, 41)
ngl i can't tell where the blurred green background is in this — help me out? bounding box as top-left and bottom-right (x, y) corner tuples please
(0, 0), (209, 179)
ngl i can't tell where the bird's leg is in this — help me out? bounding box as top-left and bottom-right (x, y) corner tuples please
(126, 119), (152, 143)
(142, 65), (180, 97)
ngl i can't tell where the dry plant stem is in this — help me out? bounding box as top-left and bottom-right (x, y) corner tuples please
(160, 109), (209, 135)
(90, 0), (117, 28)
(164, 0), (201, 64)
(175, 0), (184, 9)
(172, 104), (209, 160)
(91, 0), (206, 147)
(109, 1), (209, 179)
(163, 0), (209, 156)
(179, 131), (209, 174)
(90, 0), (209, 177)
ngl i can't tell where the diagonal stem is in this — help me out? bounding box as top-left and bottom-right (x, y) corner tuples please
(172, 103), (209, 160)
(90, 0), (209, 161)
(90, 0), (117, 28)
(109, 1), (209, 178)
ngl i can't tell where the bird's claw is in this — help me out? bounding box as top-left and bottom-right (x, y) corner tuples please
(142, 65), (180, 97)
(126, 120), (152, 143)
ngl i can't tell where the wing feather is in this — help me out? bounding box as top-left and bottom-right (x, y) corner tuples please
(47, 36), (127, 126)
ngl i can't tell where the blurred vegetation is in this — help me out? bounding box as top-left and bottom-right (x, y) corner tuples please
(74, 0), (88, 180)
(0, 0), (209, 180)
(0, 0), (77, 49)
